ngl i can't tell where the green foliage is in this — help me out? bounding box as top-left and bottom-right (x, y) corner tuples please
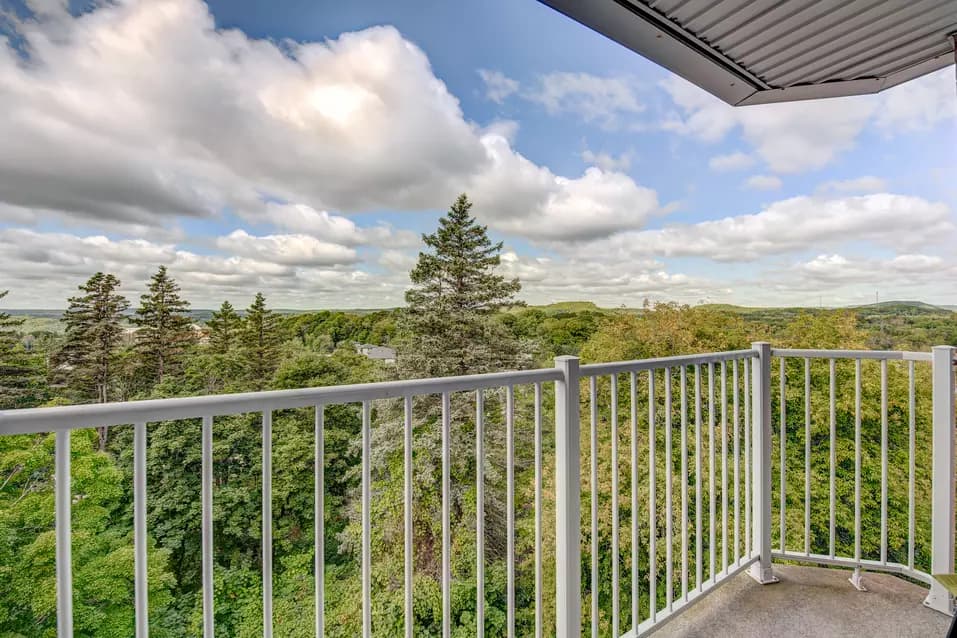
(134, 266), (194, 385)
(241, 293), (282, 390)
(2, 248), (956, 637)
(400, 193), (524, 378)
(53, 273), (129, 412)
(208, 300), (241, 354)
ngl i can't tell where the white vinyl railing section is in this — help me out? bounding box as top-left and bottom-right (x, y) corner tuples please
(0, 342), (954, 637)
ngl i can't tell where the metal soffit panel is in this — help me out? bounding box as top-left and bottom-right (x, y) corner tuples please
(540, 0), (957, 105)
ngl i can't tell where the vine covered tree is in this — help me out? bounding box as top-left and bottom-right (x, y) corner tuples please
(134, 265), (194, 384)
(400, 193), (524, 377)
(208, 299), (241, 354)
(240, 292), (281, 389)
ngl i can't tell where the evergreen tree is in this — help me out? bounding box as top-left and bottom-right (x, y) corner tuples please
(0, 290), (28, 408)
(240, 292), (281, 389)
(400, 193), (524, 377)
(134, 266), (194, 385)
(53, 273), (129, 446)
(208, 300), (241, 353)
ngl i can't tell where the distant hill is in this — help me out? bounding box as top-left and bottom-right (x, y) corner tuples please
(851, 300), (954, 314)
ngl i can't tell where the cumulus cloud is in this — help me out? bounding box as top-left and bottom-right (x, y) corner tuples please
(581, 148), (633, 172)
(477, 69), (519, 103)
(568, 193), (954, 262)
(660, 69), (954, 174)
(215, 230), (358, 266)
(744, 175), (782, 191)
(0, 0), (658, 244)
(816, 176), (887, 195)
(524, 72), (645, 129)
(708, 152), (754, 172)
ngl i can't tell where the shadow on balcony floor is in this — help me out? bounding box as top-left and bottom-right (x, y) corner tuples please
(653, 565), (951, 637)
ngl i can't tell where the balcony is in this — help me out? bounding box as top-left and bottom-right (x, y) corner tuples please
(1, 343), (955, 637)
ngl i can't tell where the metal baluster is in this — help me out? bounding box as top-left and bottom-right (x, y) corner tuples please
(477, 390), (485, 638)
(534, 383), (544, 638)
(403, 399), (412, 638)
(264, 411), (274, 638)
(630, 372), (639, 632)
(733, 360), (740, 565)
(721, 361), (728, 574)
(506, 386), (515, 638)
(665, 367), (674, 610)
(779, 357), (786, 553)
(695, 365), (703, 589)
(134, 422), (148, 638)
(202, 416), (213, 638)
(851, 360), (864, 590)
(611, 375), (620, 637)
(648, 370), (657, 623)
(829, 360), (836, 559)
(680, 366), (688, 600)
(317, 407), (326, 638)
(590, 376), (599, 637)
(880, 359), (888, 565)
(908, 361), (916, 570)
(804, 358), (811, 556)
(55, 429), (74, 638)
(744, 360), (751, 558)
(708, 363), (716, 582)
(441, 393), (451, 638)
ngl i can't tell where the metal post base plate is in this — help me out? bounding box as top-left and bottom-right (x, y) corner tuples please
(748, 562), (779, 585)
(848, 568), (867, 592)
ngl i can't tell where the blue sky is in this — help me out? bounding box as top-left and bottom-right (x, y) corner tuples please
(0, 0), (954, 308)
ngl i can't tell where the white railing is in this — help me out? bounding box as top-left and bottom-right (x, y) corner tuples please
(0, 343), (954, 637)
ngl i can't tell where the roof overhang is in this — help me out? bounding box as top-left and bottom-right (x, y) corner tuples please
(540, 0), (956, 106)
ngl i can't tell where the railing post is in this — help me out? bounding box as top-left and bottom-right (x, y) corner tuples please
(554, 356), (582, 638)
(748, 342), (778, 584)
(925, 345), (956, 615)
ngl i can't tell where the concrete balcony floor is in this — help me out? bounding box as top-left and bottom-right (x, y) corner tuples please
(654, 565), (951, 637)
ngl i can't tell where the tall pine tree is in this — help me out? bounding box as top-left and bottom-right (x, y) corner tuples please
(240, 293), (281, 389)
(134, 266), (194, 385)
(400, 193), (524, 377)
(208, 300), (241, 353)
(54, 274), (129, 446)
(0, 290), (28, 409)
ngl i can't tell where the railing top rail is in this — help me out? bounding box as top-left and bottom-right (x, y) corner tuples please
(579, 349), (758, 378)
(772, 348), (932, 362)
(0, 367), (563, 435)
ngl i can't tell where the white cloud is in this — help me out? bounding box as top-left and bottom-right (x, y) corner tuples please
(215, 230), (358, 266)
(708, 152), (754, 172)
(795, 253), (948, 285)
(581, 148), (633, 172)
(816, 176), (887, 195)
(660, 69), (954, 174)
(477, 69), (519, 103)
(525, 72), (644, 129)
(744, 175), (782, 191)
(572, 193), (954, 262)
(0, 0), (660, 246)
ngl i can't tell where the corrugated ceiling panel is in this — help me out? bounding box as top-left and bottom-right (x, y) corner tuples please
(540, 0), (955, 104)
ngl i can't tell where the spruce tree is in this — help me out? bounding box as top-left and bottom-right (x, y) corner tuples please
(134, 265), (194, 384)
(54, 274), (129, 446)
(240, 292), (281, 389)
(400, 193), (524, 377)
(0, 290), (28, 408)
(208, 300), (241, 354)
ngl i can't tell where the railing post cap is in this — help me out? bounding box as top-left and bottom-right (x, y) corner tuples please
(932, 345), (956, 352)
(554, 355), (580, 364)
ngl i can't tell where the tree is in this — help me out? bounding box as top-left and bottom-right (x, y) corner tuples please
(0, 290), (29, 409)
(399, 193), (524, 378)
(240, 293), (281, 389)
(54, 273), (129, 414)
(208, 300), (241, 354)
(134, 266), (194, 385)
